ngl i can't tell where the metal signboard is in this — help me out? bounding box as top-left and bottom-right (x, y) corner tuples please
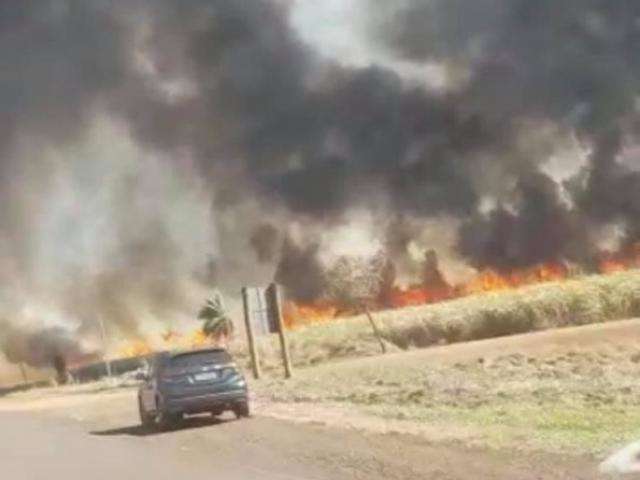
(243, 286), (279, 335)
(241, 283), (292, 379)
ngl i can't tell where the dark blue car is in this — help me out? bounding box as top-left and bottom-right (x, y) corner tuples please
(138, 347), (249, 430)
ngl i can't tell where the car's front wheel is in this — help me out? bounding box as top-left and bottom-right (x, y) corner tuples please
(233, 401), (250, 419)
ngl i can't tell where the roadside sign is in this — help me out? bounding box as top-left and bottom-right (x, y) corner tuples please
(243, 286), (279, 335)
(241, 283), (292, 379)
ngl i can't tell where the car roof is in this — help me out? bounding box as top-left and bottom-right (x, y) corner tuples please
(166, 347), (230, 358)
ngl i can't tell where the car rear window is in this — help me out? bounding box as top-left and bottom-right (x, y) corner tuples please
(168, 350), (232, 369)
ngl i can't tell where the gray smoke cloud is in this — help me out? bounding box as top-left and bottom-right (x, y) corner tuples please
(0, 321), (89, 369)
(250, 223), (281, 264)
(575, 129), (640, 246)
(368, 0), (640, 268)
(0, 0), (216, 366)
(274, 236), (327, 303)
(2, 0), (640, 368)
(459, 171), (592, 270)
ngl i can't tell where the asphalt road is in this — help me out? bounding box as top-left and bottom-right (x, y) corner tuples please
(0, 410), (362, 480)
(2, 406), (450, 480)
(0, 405), (599, 480)
(0, 378), (605, 480)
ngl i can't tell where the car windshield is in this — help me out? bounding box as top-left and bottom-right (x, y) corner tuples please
(165, 351), (232, 373)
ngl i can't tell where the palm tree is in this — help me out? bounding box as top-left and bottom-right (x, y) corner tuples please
(197, 291), (234, 343)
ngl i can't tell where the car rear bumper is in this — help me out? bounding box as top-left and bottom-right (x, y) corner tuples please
(165, 389), (248, 414)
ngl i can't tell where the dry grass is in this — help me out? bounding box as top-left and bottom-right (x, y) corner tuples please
(255, 345), (640, 453)
(239, 270), (640, 369)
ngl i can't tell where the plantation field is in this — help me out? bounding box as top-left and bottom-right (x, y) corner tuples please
(247, 270), (640, 370)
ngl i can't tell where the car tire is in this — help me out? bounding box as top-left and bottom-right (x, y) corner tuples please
(210, 408), (224, 417)
(154, 398), (181, 431)
(233, 401), (250, 419)
(156, 410), (182, 431)
(138, 397), (154, 429)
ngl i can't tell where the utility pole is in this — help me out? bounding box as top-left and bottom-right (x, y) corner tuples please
(97, 316), (113, 378)
(241, 287), (261, 379)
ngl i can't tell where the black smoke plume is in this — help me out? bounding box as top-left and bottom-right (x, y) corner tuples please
(459, 172), (591, 271)
(250, 223), (281, 263)
(2, 0), (640, 367)
(274, 237), (327, 303)
(370, 0), (640, 268)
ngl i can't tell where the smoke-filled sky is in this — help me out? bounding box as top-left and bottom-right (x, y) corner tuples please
(1, 0), (640, 369)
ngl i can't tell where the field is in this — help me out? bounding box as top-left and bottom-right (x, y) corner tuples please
(4, 314), (640, 477)
(254, 318), (640, 455)
(248, 270), (640, 370)
(243, 270), (640, 456)
(6, 318), (638, 465)
(4, 269), (640, 473)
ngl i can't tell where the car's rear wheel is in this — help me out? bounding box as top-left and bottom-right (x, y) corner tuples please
(154, 398), (182, 431)
(155, 410), (182, 431)
(138, 397), (154, 429)
(233, 401), (250, 419)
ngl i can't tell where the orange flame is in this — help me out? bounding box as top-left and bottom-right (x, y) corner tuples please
(387, 284), (453, 308)
(115, 327), (216, 360)
(283, 247), (640, 329)
(461, 269), (513, 295)
(113, 243), (640, 351)
(117, 340), (154, 359)
(462, 262), (568, 296)
(598, 243), (640, 274)
(283, 301), (339, 328)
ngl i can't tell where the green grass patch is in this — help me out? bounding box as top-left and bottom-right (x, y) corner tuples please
(360, 402), (640, 453)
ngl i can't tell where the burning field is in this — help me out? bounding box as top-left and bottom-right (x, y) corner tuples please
(244, 269), (640, 372)
(3, 1), (640, 380)
(281, 243), (640, 329)
(106, 242), (640, 368)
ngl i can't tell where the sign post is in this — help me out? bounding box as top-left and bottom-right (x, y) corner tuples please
(241, 283), (293, 379)
(267, 283), (292, 379)
(241, 287), (261, 379)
